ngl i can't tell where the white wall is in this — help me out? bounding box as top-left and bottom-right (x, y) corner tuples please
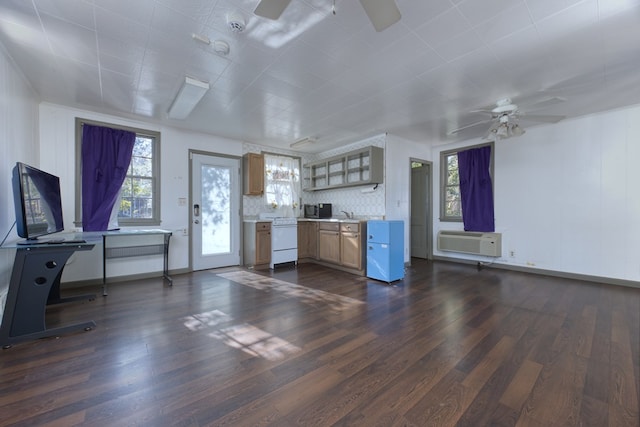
(38, 103), (244, 282)
(433, 104), (640, 283)
(0, 44), (40, 316)
(384, 134), (433, 263)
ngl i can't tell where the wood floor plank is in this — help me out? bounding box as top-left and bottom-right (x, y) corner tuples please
(0, 259), (638, 427)
(499, 359), (543, 412)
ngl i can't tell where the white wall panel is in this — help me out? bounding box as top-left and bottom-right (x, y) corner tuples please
(0, 44), (40, 317)
(38, 103), (243, 282)
(385, 134), (433, 263)
(435, 103), (640, 282)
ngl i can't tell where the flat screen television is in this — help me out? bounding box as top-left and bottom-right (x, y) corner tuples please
(12, 162), (64, 243)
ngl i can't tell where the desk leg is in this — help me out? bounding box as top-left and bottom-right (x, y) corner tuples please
(102, 234), (108, 296)
(47, 268), (96, 305)
(0, 246), (95, 348)
(163, 233), (173, 286)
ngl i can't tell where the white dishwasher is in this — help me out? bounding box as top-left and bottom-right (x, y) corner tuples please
(270, 217), (298, 269)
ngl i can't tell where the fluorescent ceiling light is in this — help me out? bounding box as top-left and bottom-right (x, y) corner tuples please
(290, 137), (316, 148)
(168, 76), (209, 120)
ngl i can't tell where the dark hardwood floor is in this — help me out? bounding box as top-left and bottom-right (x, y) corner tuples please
(1, 259), (638, 426)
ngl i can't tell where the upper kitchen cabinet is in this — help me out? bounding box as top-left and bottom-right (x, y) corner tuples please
(304, 146), (383, 191)
(243, 152), (264, 196)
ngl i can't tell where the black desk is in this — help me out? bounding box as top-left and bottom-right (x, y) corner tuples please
(0, 229), (173, 348)
(0, 242), (96, 348)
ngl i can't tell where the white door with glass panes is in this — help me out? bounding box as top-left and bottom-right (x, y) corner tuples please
(191, 153), (241, 270)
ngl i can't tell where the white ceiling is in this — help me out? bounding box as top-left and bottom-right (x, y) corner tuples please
(1, 0), (639, 152)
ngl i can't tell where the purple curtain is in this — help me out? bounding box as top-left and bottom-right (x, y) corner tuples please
(82, 124), (135, 231)
(458, 146), (495, 232)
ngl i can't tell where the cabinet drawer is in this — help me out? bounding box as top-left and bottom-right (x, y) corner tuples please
(256, 222), (271, 231)
(319, 222), (339, 232)
(340, 223), (359, 233)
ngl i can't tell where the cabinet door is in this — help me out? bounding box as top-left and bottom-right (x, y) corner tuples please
(243, 153), (264, 195)
(255, 228), (271, 265)
(340, 232), (361, 269)
(318, 230), (340, 264)
(298, 222), (317, 258)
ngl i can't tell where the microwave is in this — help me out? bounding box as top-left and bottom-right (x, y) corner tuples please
(304, 203), (332, 219)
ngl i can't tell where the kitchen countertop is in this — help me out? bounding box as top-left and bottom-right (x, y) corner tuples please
(297, 217), (363, 223)
(243, 217), (366, 223)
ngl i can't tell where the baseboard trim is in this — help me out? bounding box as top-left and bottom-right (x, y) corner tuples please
(432, 256), (640, 289)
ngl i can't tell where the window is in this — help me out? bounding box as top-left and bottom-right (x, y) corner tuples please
(75, 118), (161, 227)
(263, 153), (300, 216)
(440, 142), (493, 222)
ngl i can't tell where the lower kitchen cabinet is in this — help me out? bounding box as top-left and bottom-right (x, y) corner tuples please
(243, 221), (271, 269)
(340, 222), (363, 270)
(318, 222), (341, 264)
(298, 221), (318, 259)
(311, 220), (366, 275)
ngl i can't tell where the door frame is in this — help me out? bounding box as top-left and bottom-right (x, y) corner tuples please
(409, 157), (433, 260)
(188, 149), (243, 271)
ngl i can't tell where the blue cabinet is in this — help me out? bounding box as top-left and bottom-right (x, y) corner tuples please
(366, 220), (404, 282)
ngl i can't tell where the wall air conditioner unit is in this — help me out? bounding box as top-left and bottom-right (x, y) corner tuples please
(437, 230), (502, 257)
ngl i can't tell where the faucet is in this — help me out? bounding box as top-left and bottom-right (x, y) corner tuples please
(341, 210), (353, 219)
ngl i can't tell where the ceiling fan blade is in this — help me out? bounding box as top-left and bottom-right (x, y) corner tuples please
(519, 114), (565, 123)
(448, 118), (492, 135)
(254, 0), (292, 20)
(519, 96), (566, 111)
(359, 0), (401, 32)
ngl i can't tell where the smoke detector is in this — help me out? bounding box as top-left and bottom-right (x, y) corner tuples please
(213, 40), (230, 56)
(227, 11), (246, 33)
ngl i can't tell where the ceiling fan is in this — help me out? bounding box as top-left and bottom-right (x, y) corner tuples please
(448, 97), (566, 140)
(254, 0), (401, 32)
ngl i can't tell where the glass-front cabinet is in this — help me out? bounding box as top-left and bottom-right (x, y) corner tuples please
(305, 146), (383, 191)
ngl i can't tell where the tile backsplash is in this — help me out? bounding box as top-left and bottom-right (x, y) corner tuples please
(243, 134), (386, 219)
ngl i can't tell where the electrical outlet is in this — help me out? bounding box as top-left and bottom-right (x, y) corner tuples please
(509, 250), (515, 258)
(182, 228), (188, 236)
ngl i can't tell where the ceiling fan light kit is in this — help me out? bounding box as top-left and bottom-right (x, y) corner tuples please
(484, 115), (525, 140)
(451, 97), (564, 140)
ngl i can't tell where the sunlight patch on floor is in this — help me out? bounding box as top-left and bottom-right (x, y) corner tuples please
(217, 271), (364, 312)
(182, 309), (300, 361)
(211, 323), (300, 361)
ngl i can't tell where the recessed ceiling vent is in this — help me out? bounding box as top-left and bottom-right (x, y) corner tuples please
(227, 11), (246, 33)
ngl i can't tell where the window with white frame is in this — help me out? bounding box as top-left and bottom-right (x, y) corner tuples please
(263, 153), (300, 216)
